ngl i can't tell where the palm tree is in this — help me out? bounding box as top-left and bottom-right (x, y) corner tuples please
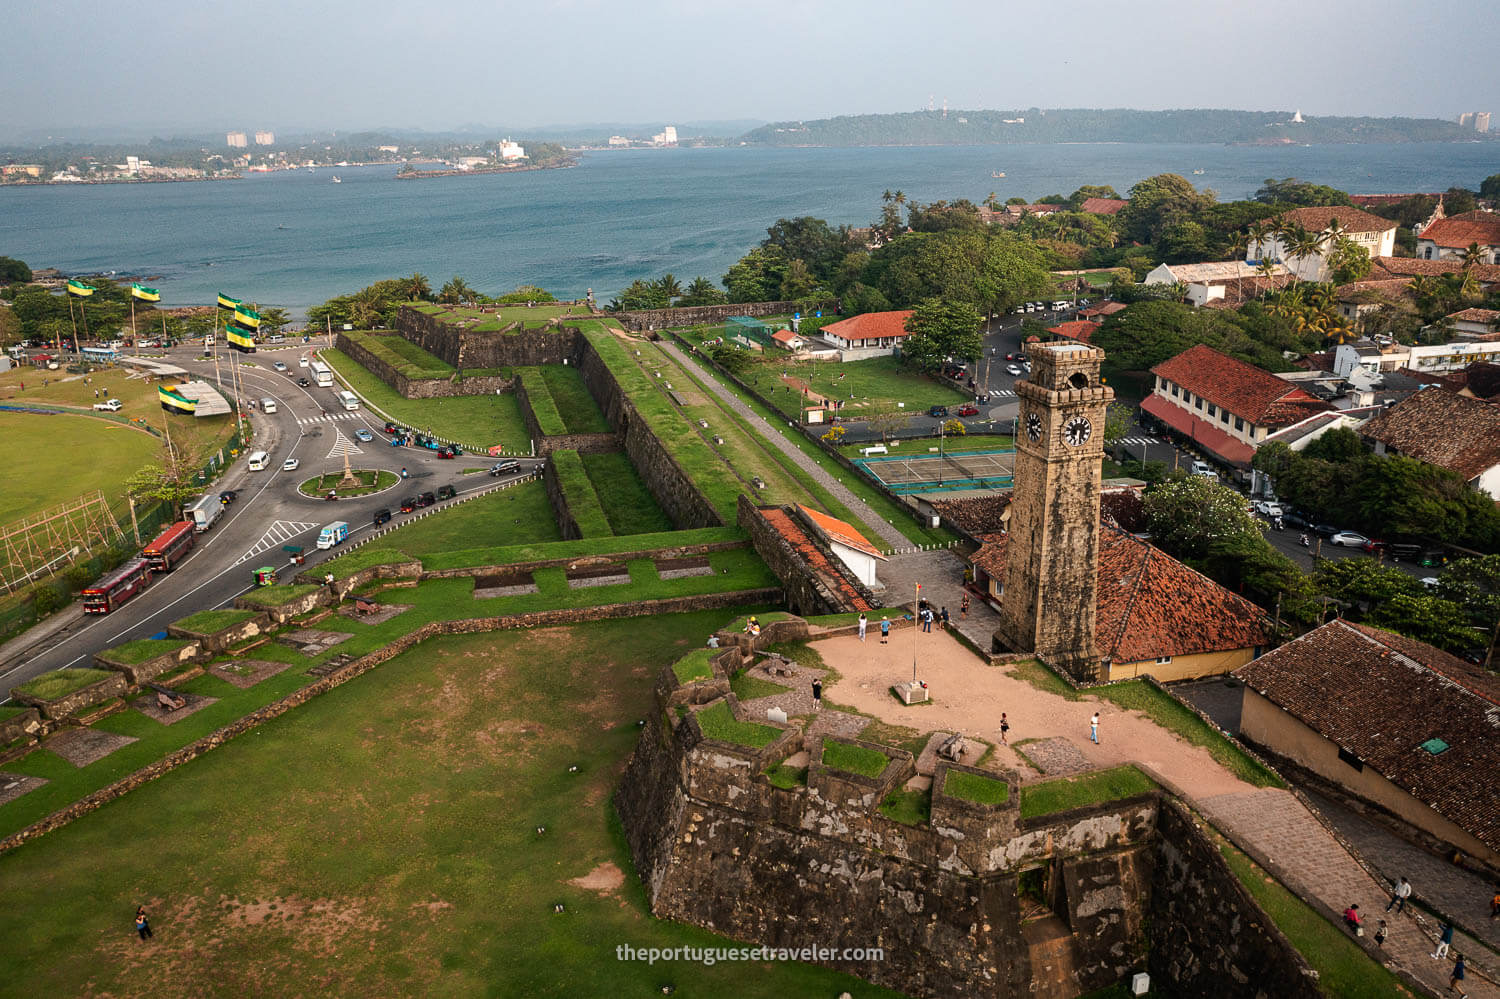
(1283, 224), (1329, 281)
(656, 273), (683, 305)
(406, 273), (432, 301)
(350, 288), (385, 330)
(1247, 220), (1273, 262)
(439, 276), (474, 306)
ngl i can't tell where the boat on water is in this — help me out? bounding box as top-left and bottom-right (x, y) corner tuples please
(991, 171), (1005, 178)
(1192, 169), (1205, 175)
(331, 175), (341, 183)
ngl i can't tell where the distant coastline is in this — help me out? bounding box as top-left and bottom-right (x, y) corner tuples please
(396, 159), (578, 180)
(0, 174), (241, 188)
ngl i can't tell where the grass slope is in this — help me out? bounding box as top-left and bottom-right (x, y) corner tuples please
(371, 479), (561, 557)
(580, 452), (674, 536)
(539, 365), (609, 434)
(550, 449), (612, 538)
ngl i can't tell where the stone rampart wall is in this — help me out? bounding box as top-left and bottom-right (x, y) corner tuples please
(337, 332), (517, 399)
(95, 641), (204, 685)
(167, 612), (273, 654)
(12, 673), (129, 721)
(616, 300), (838, 332)
(396, 306), (580, 370)
(541, 457), (583, 541)
(736, 495), (855, 615)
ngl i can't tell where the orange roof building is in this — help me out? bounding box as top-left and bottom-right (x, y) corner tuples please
(819, 310), (913, 354)
(1417, 210), (1500, 263)
(1047, 320), (1101, 344)
(796, 504), (886, 588)
(1079, 197), (1127, 216)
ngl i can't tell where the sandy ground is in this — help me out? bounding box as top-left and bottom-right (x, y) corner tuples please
(813, 629), (1253, 799)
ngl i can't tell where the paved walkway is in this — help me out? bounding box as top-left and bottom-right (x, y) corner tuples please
(881, 548), (1002, 652)
(659, 341), (913, 550)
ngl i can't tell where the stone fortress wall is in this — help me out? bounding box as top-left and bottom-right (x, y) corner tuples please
(616, 627), (1322, 999)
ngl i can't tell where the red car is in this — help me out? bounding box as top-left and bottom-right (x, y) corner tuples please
(956, 404), (979, 417)
(1361, 538), (1386, 554)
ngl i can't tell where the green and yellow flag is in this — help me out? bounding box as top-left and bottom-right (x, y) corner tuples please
(217, 293), (241, 311)
(232, 305), (261, 329)
(131, 283), (161, 302)
(225, 323), (257, 352)
(66, 280), (95, 298)
(159, 385), (196, 414)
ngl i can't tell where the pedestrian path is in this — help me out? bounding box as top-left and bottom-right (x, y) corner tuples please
(1199, 788), (1496, 998)
(295, 412), (359, 426)
(235, 520), (320, 565)
(660, 341), (913, 549)
(1114, 436), (1159, 448)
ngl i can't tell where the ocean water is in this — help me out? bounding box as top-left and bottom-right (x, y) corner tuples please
(1, 142), (1495, 314)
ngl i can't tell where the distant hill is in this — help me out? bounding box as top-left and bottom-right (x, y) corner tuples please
(738, 108), (1490, 146)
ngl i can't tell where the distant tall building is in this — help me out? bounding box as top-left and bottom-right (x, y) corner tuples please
(498, 139), (525, 160)
(651, 126), (678, 146)
(607, 135), (630, 147)
(226, 131), (248, 148)
(1476, 112), (1492, 133)
(1459, 112), (1474, 128)
(254, 130), (274, 146)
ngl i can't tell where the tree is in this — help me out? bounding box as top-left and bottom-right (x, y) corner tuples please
(941, 419), (966, 437)
(1442, 187), (1477, 216)
(722, 247), (788, 303)
(709, 343), (751, 374)
(867, 411), (908, 443)
(1370, 595), (1484, 654)
(820, 425), (847, 444)
(1068, 185), (1120, 207)
(761, 217), (850, 281)
(1325, 236), (1371, 285)
(1314, 559), (1421, 616)
(495, 284), (556, 303)
(1253, 178), (1354, 207)
(257, 307), (290, 335)
(350, 288), (386, 329)
(613, 279), (669, 311)
(1480, 174), (1500, 202)
(405, 273), (433, 301)
(900, 299), (983, 372)
(778, 258), (819, 300)
(678, 276), (727, 307)
(0, 256), (32, 283)
(1102, 403), (1132, 446)
(125, 458), (200, 518)
(438, 276), (474, 305)
(1117, 174), (1216, 244)
(655, 273), (684, 305)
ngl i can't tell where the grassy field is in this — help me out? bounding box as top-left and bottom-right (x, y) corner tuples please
(372, 479), (561, 556)
(297, 469), (398, 498)
(1018, 765), (1158, 819)
(580, 452), (674, 536)
(0, 612), (895, 998)
(171, 609), (259, 633)
(413, 526), (746, 573)
(341, 331), (455, 379)
(695, 699), (781, 748)
(550, 450), (612, 538)
(539, 365), (610, 433)
(411, 302), (593, 332)
(822, 740), (889, 778)
(321, 348), (529, 451)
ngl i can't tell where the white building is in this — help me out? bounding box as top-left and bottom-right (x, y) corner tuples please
(226, 131), (248, 148)
(1333, 338), (1500, 378)
(796, 505), (886, 590)
(607, 136), (630, 147)
(499, 140), (525, 161)
(456, 156), (490, 169)
(254, 130), (275, 146)
(1142, 260), (1287, 307)
(651, 126), (678, 146)
(1246, 206), (1397, 281)
(1415, 211), (1500, 264)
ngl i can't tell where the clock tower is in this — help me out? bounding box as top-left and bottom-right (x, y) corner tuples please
(994, 342), (1113, 680)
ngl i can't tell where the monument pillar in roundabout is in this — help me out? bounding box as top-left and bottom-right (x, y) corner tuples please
(993, 341), (1114, 681)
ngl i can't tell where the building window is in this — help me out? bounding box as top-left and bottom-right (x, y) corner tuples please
(1221, 411), (1231, 425)
(1207, 404), (1217, 417)
(1172, 384), (1180, 398)
(1154, 656), (1172, 665)
(1196, 397), (1204, 410)
(1337, 746), (1364, 772)
(1235, 417), (1245, 431)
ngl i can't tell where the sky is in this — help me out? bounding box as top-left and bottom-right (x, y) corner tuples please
(5, 0), (1498, 138)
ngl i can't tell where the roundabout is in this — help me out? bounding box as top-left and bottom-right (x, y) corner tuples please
(297, 468), (399, 499)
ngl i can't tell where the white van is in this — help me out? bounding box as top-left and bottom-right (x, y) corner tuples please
(247, 450), (270, 471)
(261, 397), (277, 414)
(338, 390), (360, 411)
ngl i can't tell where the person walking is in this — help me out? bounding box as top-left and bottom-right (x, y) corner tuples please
(1387, 877), (1412, 913)
(1433, 920), (1455, 959)
(879, 616), (890, 644)
(135, 906), (153, 941)
(939, 606), (950, 630)
(999, 712), (1010, 746)
(1450, 953), (1467, 997)
(811, 678), (822, 712)
(960, 594), (970, 620)
(857, 612), (867, 643)
(1374, 919), (1388, 948)
(1090, 712), (1100, 744)
(921, 608), (933, 633)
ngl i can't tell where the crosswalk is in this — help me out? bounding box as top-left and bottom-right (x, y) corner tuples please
(326, 429), (364, 460)
(1115, 436), (1162, 447)
(236, 520), (320, 565)
(296, 412), (359, 426)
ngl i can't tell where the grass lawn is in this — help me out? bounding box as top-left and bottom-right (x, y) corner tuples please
(97, 638), (193, 665)
(1095, 681), (1284, 789)
(539, 365), (609, 434)
(695, 699), (781, 748)
(1018, 765), (1158, 819)
(517, 368), (567, 436)
(0, 613), (894, 998)
(550, 450), (612, 538)
(320, 547), (414, 581)
(171, 609), (259, 634)
(730, 667), (792, 702)
(371, 478), (561, 557)
(765, 762), (808, 789)
(879, 788), (931, 826)
(671, 649), (715, 684)
(821, 740), (889, 778)
(236, 584), (323, 608)
(580, 452), (673, 536)
(341, 331), (455, 379)
(739, 353), (967, 420)
(297, 469), (398, 498)
(1217, 835), (1407, 998)
(944, 770), (1010, 806)
(418, 525), (746, 573)
(321, 348), (530, 451)
(12, 667), (116, 701)
(0, 412), (160, 531)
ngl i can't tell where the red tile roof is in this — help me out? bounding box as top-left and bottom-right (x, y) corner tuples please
(1358, 388), (1500, 480)
(1369, 256), (1500, 285)
(1273, 205), (1397, 234)
(760, 507), (873, 612)
(929, 495), (1011, 535)
(1047, 320), (1101, 344)
(969, 527), (1269, 664)
(771, 329), (801, 345)
(820, 310), (914, 343)
(1079, 301), (1127, 320)
(1140, 394), (1258, 466)
(1334, 278), (1415, 304)
(1079, 197), (1128, 216)
(1418, 211), (1500, 250)
(1236, 619), (1500, 854)
(797, 504), (885, 561)
(1447, 307), (1500, 325)
(1150, 344), (1333, 427)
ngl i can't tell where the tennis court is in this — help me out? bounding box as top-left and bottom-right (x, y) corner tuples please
(854, 448), (1015, 494)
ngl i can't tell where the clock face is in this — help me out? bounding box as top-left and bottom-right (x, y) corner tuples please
(1063, 416), (1092, 447)
(1025, 412), (1043, 442)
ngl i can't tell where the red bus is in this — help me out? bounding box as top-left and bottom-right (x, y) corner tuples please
(81, 558), (153, 615)
(142, 520), (196, 572)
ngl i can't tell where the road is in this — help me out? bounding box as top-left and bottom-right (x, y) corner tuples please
(0, 341), (541, 695)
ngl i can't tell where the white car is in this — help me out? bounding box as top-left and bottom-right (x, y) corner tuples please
(1420, 577), (1440, 588)
(299, 356), (310, 367)
(1330, 530), (1369, 547)
(273, 361), (288, 372)
(1190, 461), (1216, 478)
(92, 398), (122, 412)
(282, 457), (300, 472)
(1252, 500), (1285, 518)
(1006, 364), (1022, 376)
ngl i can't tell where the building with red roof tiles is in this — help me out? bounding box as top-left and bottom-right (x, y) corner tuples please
(1416, 210), (1500, 264)
(967, 525), (1269, 682)
(737, 496), (876, 615)
(1078, 301), (1126, 321)
(1142, 345), (1333, 467)
(1358, 387), (1500, 499)
(1368, 255), (1500, 286)
(1078, 197), (1127, 216)
(818, 310), (913, 357)
(795, 504), (886, 588)
(1046, 319), (1100, 344)
(1247, 205), (1397, 281)
(769, 328), (805, 350)
(1236, 619), (1500, 867)
(1350, 193), (1442, 208)
(1445, 307), (1500, 338)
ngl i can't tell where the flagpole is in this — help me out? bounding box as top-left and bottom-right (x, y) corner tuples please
(77, 296), (87, 353)
(67, 295), (78, 356)
(913, 582), (920, 683)
(130, 295), (137, 343)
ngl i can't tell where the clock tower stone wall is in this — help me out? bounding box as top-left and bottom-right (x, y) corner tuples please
(994, 342), (1113, 680)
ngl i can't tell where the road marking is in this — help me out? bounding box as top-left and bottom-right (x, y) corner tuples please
(326, 429), (364, 459)
(236, 520), (321, 564)
(1116, 437), (1161, 446)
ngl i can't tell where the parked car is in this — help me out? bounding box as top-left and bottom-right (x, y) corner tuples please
(1282, 510), (1313, 529)
(373, 508), (392, 526)
(218, 490), (238, 505)
(927, 405), (949, 418)
(490, 460), (521, 476)
(437, 484), (456, 500)
(956, 404), (979, 417)
(272, 361), (288, 372)
(299, 356), (310, 367)
(1361, 538), (1386, 554)
(415, 491), (436, 508)
(1252, 500), (1284, 518)
(92, 398), (122, 412)
(1311, 522), (1339, 538)
(1330, 530), (1369, 547)
(1386, 542), (1423, 561)
(1190, 461), (1216, 478)
(399, 496), (418, 513)
(1005, 364), (1022, 376)
(353, 428), (373, 442)
(383, 420), (402, 435)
